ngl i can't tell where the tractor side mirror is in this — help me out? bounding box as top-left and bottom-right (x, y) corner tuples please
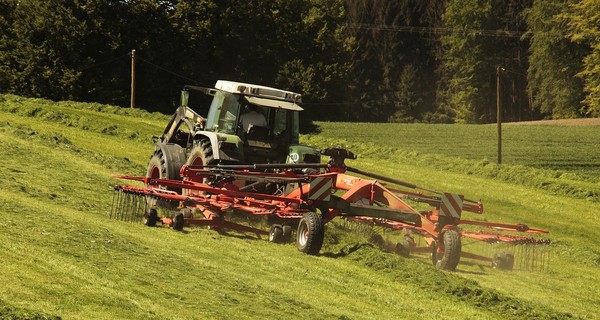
(180, 90), (189, 107)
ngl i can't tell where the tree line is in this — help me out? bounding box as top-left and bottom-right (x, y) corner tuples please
(1, 0), (598, 124)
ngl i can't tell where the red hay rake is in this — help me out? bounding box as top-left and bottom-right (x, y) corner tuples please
(111, 148), (550, 271)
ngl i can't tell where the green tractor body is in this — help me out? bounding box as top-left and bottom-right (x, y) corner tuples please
(147, 81), (320, 183)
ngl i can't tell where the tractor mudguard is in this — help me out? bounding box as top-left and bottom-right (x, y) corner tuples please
(193, 131), (244, 162)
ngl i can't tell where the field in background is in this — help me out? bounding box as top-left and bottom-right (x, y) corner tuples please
(0, 94), (599, 319)
(313, 122), (600, 178)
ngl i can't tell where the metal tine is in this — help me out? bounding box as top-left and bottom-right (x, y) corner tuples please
(131, 193), (140, 222)
(110, 188), (117, 219)
(115, 189), (124, 221)
(122, 192), (128, 221)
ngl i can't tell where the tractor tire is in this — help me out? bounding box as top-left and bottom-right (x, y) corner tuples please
(172, 212), (185, 231)
(296, 212), (324, 255)
(269, 224), (284, 243)
(144, 208), (159, 227)
(146, 145), (186, 184)
(431, 229), (461, 271)
(186, 139), (215, 171)
(146, 145), (186, 210)
(492, 252), (515, 271)
(282, 224), (293, 243)
(184, 140), (215, 194)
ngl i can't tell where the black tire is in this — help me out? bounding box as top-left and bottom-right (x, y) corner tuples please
(172, 212), (185, 231)
(184, 140), (215, 194)
(282, 225), (292, 243)
(370, 233), (385, 249)
(144, 208), (159, 227)
(492, 252), (515, 271)
(396, 238), (412, 258)
(146, 145), (186, 210)
(269, 224), (284, 243)
(186, 140), (214, 170)
(296, 212), (324, 255)
(146, 145), (186, 184)
(431, 229), (462, 271)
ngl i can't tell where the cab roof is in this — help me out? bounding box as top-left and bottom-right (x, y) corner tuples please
(215, 80), (303, 111)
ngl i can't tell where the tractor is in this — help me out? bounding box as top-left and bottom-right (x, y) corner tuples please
(146, 80), (321, 185)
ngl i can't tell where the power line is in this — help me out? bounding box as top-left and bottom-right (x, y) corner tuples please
(81, 52), (130, 71)
(345, 23), (567, 40)
(136, 56), (208, 86)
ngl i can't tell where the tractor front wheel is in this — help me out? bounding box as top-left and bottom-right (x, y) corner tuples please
(184, 140), (215, 194)
(431, 229), (461, 271)
(296, 212), (324, 255)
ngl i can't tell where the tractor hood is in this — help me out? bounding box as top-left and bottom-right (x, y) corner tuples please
(244, 96), (304, 111)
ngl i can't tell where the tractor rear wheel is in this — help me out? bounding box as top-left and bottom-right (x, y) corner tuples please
(146, 145), (186, 184)
(296, 212), (324, 255)
(431, 229), (461, 271)
(146, 145), (186, 209)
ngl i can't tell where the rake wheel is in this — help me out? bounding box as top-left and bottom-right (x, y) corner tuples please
(172, 212), (185, 231)
(296, 212), (324, 255)
(492, 252), (515, 271)
(282, 224), (293, 243)
(144, 208), (159, 227)
(269, 225), (284, 243)
(431, 229), (461, 271)
(396, 238), (413, 258)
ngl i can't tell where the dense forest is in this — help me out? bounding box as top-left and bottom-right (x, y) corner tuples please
(0, 0), (599, 123)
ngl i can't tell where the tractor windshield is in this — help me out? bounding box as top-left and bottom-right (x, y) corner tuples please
(205, 90), (301, 143)
(205, 91), (241, 134)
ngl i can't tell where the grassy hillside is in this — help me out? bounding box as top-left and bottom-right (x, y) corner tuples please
(0, 94), (598, 319)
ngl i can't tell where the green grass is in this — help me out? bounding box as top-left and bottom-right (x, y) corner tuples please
(313, 122), (600, 178)
(0, 94), (598, 319)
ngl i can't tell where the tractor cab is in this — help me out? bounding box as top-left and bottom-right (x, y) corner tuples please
(174, 80), (319, 165)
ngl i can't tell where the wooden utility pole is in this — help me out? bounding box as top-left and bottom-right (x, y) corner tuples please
(496, 66), (502, 164)
(130, 49), (136, 108)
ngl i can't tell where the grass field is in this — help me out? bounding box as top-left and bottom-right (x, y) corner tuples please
(0, 94), (599, 319)
(311, 122), (600, 178)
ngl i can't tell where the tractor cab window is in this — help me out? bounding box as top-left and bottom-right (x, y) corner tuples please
(205, 91), (240, 134)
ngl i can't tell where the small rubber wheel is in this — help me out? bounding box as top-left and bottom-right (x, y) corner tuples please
(144, 208), (159, 227)
(296, 212), (324, 255)
(492, 252), (515, 271)
(269, 225), (284, 243)
(282, 225), (292, 243)
(370, 233), (385, 248)
(396, 239), (412, 258)
(172, 213), (185, 231)
(431, 229), (462, 271)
